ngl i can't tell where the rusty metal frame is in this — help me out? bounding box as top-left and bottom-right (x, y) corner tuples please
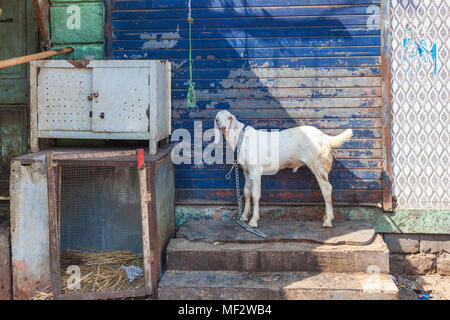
(47, 150), (159, 300)
(380, 0), (393, 211)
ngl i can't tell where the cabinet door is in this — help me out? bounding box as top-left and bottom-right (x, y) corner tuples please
(37, 67), (92, 131)
(92, 67), (150, 133)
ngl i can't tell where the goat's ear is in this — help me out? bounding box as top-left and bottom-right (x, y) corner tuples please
(213, 119), (221, 144)
(228, 114), (237, 129)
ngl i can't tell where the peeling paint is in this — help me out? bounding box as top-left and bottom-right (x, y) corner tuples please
(205, 101), (219, 109)
(142, 39), (178, 49)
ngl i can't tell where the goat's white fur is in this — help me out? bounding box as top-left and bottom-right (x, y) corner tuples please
(214, 110), (353, 228)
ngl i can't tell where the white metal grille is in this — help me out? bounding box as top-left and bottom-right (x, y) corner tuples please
(390, 0), (449, 209)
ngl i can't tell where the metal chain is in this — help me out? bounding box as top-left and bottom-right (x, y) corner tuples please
(234, 159), (243, 217)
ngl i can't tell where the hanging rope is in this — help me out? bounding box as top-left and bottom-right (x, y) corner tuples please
(186, 0), (197, 108)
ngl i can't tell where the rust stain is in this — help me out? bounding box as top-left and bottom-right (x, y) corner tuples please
(67, 60), (90, 68)
(12, 260), (35, 300)
(213, 210), (223, 221)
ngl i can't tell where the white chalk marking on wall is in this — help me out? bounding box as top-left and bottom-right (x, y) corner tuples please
(66, 5), (81, 30)
(366, 5), (380, 30)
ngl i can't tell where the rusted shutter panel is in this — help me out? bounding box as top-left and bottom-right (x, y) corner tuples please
(108, 0), (384, 206)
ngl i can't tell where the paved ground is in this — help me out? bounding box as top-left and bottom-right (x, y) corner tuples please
(395, 274), (450, 300)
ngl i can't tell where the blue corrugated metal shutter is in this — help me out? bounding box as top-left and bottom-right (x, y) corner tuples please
(108, 0), (384, 206)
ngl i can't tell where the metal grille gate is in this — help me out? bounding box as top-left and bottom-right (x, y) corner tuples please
(107, 0), (389, 207)
(390, 0), (449, 209)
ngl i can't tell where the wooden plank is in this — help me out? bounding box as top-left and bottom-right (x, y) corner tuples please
(173, 118), (383, 129)
(172, 97), (383, 109)
(176, 159), (382, 170)
(115, 46), (381, 60)
(112, 6), (380, 20)
(112, 15), (378, 30)
(172, 67), (382, 79)
(175, 168), (383, 180)
(172, 87), (382, 99)
(114, 56), (381, 68)
(175, 145), (382, 158)
(147, 164), (160, 298)
(173, 139), (382, 151)
(173, 108), (383, 119)
(380, 0), (392, 211)
(138, 162), (153, 295)
(172, 77), (382, 89)
(175, 189), (383, 204)
(52, 150), (137, 160)
(32, 0), (50, 43)
(46, 154), (61, 298)
(114, 36), (381, 51)
(172, 127), (382, 138)
(113, 26), (382, 40)
(113, 0), (381, 10)
(175, 178), (382, 190)
(0, 48), (73, 70)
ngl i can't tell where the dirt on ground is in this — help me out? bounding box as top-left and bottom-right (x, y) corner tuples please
(394, 274), (450, 300)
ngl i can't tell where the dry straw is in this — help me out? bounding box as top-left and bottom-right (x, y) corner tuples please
(33, 249), (144, 300)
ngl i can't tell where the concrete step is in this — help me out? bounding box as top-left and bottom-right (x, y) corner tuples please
(166, 234), (390, 273)
(158, 270), (398, 300)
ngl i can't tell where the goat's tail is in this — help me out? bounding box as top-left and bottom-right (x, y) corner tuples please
(328, 129), (353, 148)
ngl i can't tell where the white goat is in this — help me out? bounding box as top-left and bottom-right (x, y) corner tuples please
(214, 110), (353, 228)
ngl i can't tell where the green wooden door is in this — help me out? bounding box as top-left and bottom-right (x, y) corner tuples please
(0, 0), (37, 206)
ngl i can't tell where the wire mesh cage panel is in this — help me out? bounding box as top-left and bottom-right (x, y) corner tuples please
(59, 164), (144, 294)
(47, 150), (159, 300)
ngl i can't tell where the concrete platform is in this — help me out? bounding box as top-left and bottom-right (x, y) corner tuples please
(177, 220), (376, 245)
(158, 270), (398, 300)
(166, 234), (389, 273)
(160, 220), (398, 300)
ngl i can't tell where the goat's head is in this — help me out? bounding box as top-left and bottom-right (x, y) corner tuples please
(214, 110), (238, 144)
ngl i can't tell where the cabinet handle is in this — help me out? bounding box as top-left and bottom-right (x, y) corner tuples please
(93, 92), (99, 98)
(100, 112), (105, 119)
(87, 94), (92, 101)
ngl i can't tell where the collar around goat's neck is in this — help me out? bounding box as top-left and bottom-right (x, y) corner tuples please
(232, 124), (247, 160)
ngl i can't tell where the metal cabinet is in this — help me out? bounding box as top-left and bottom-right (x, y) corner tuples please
(30, 60), (171, 154)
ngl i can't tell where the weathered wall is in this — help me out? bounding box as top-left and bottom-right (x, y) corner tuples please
(389, 0), (449, 209)
(0, 0), (38, 217)
(0, 221), (12, 300)
(385, 233), (450, 275)
(9, 160), (51, 299)
(49, 0), (104, 59)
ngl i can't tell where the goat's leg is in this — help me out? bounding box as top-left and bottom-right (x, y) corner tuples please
(239, 173), (252, 222)
(310, 166), (334, 228)
(248, 173), (262, 228)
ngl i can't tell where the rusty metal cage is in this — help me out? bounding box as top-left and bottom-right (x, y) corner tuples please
(47, 150), (161, 300)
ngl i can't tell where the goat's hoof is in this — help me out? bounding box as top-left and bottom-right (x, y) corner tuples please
(248, 219), (258, 228)
(322, 220), (333, 228)
(239, 215), (249, 222)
